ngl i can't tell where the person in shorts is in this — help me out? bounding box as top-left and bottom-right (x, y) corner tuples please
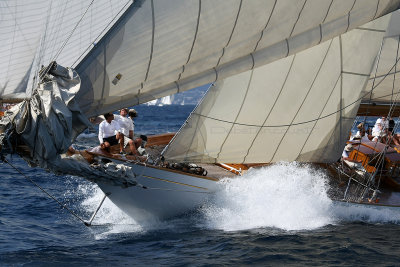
(98, 112), (124, 154)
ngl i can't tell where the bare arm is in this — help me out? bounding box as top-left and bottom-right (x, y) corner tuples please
(98, 123), (104, 144)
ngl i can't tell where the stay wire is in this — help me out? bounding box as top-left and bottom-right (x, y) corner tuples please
(71, 0), (132, 67)
(53, 0), (96, 62)
(2, 157), (87, 226)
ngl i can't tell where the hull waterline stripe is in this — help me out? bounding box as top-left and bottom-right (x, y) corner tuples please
(141, 174), (210, 190)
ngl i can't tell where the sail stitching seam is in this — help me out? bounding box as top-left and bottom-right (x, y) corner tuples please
(143, 0), (155, 84)
(356, 27), (386, 33)
(242, 56), (296, 163)
(286, 0), (307, 57)
(215, 0), (243, 68)
(270, 39), (334, 162)
(345, 0), (357, 33)
(253, 0), (277, 53)
(319, 0), (334, 44)
(296, 74), (341, 161)
(215, 69), (254, 162)
(373, 0), (381, 20)
(191, 73), (398, 129)
(177, 0), (201, 81)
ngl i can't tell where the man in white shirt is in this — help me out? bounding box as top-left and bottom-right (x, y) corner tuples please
(114, 108), (142, 155)
(372, 116), (389, 141)
(98, 112), (124, 154)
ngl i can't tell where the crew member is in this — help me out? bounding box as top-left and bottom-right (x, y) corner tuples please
(98, 112), (124, 154)
(114, 108), (142, 155)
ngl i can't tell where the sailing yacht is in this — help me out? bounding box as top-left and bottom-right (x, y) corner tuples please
(2, 0), (400, 223)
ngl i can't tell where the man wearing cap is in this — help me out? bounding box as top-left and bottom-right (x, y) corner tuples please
(114, 108), (142, 155)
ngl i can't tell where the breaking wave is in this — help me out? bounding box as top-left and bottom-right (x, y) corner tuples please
(73, 162), (400, 236)
(201, 162), (335, 231)
(201, 162), (400, 231)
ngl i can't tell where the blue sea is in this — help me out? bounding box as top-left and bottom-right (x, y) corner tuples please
(2, 105), (400, 266)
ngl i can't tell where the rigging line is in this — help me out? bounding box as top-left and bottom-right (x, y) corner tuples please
(356, 38), (389, 157)
(71, 0), (132, 67)
(53, 0), (96, 62)
(2, 157), (87, 225)
(391, 36), (400, 103)
(339, 35), (344, 155)
(171, 84), (213, 160)
(367, 69), (400, 81)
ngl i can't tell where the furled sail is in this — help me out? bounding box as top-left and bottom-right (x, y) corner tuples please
(0, 0), (130, 100)
(163, 15), (391, 164)
(75, 0), (400, 117)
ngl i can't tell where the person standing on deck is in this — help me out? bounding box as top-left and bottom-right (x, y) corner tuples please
(98, 112), (124, 154)
(114, 108), (142, 155)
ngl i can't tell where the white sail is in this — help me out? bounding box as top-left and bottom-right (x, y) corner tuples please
(75, 0), (400, 117)
(362, 10), (400, 104)
(0, 1), (49, 99)
(163, 15), (391, 164)
(0, 0), (130, 100)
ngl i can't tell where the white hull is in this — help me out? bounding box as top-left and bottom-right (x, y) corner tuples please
(96, 163), (220, 223)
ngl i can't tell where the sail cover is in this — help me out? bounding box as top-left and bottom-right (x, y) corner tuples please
(75, 0), (400, 117)
(362, 10), (400, 104)
(163, 15), (391, 164)
(0, 0), (130, 100)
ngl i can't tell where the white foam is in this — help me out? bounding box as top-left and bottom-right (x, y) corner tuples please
(76, 132), (97, 140)
(332, 201), (400, 224)
(77, 183), (144, 239)
(70, 162), (400, 236)
(201, 162), (334, 231)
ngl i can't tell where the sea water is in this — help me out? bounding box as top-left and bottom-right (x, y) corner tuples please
(1, 105), (400, 265)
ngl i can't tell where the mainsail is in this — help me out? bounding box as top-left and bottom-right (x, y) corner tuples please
(1, 0), (400, 167)
(74, 0), (400, 118)
(163, 15), (392, 164)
